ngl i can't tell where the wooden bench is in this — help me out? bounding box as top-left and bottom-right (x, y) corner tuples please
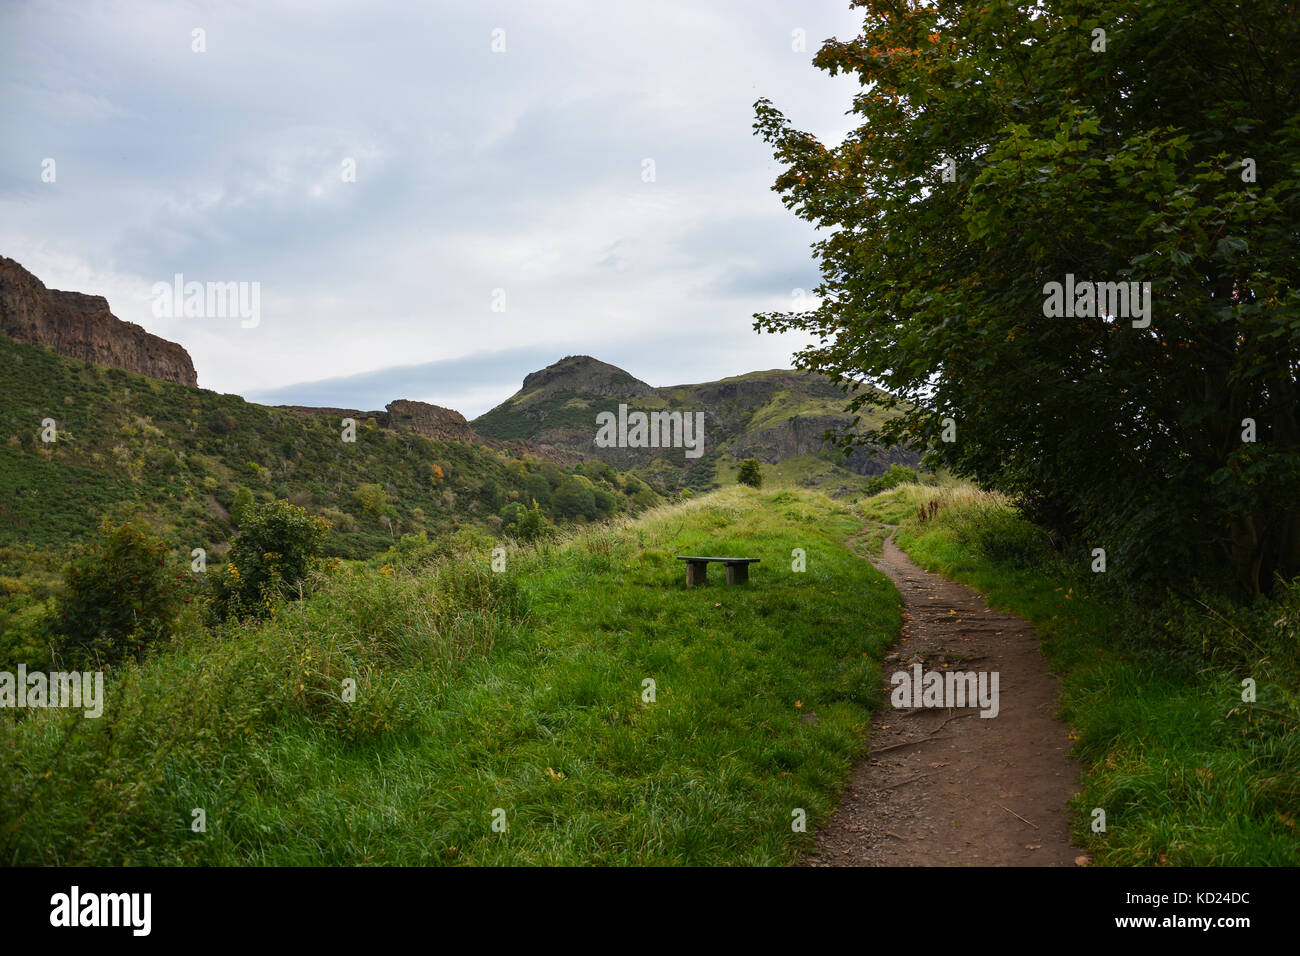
(676, 556), (760, 587)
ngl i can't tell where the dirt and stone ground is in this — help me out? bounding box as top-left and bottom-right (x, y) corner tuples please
(804, 531), (1083, 866)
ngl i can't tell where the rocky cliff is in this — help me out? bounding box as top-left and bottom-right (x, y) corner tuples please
(0, 256), (198, 387)
(385, 399), (482, 442)
(276, 398), (582, 465)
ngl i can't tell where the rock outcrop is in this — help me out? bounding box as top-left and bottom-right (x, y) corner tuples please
(385, 400), (481, 442)
(0, 256), (198, 386)
(275, 398), (582, 465)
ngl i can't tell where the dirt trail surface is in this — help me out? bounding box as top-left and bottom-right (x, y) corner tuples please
(806, 531), (1082, 866)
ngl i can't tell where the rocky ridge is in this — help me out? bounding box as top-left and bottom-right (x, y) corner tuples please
(0, 256), (198, 387)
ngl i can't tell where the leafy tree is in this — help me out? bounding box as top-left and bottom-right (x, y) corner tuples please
(231, 486), (255, 525)
(580, 460), (617, 483)
(553, 476), (598, 519)
(56, 521), (181, 665)
(354, 482), (388, 517)
(592, 486), (619, 517)
(755, 0), (1300, 595)
(523, 472), (551, 506)
(501, 500), (556, 542)
(866, 463), (918, 495)
(217, 500), (327, 617)
(737, 458), (764, 488)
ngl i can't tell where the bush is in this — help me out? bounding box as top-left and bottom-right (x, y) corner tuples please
(215, 500), (328, 619)
(553, 476), (598, 520)
(523, 472), (551, 505)
(55, 521), (183, 666)
(354, 483), (387, 517)
(503, 501), (556, 542)
(231, 486), (255, 525)
(0, 597), (56, 669)
(737, 459), (763, 488)
(865, 463), (917, 496)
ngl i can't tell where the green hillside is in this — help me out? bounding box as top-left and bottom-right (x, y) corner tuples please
(0, 335), (662, 591)
(472, 357), (921, 492)
(0, 486), (901, 865)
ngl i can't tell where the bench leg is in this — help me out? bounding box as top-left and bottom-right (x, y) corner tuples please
(685, 562), (708, 588)
(726, 563), (749, 585)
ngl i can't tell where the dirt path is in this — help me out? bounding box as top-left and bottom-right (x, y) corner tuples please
(805, 530), (1082, 866)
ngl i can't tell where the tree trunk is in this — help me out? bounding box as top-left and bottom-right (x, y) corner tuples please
(1227, 514), (1263, 596)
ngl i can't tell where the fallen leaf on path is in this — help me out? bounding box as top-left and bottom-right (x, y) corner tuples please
(928, 761), (950, 768)
(1074, 854), (1091, 867)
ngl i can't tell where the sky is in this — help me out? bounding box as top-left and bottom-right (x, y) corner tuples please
(1, 0), (866, 418)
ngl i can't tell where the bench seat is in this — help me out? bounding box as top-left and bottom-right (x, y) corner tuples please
(675, 556), (760, 587)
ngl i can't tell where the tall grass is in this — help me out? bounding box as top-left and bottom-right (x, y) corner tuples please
(1, 486), (900, 865)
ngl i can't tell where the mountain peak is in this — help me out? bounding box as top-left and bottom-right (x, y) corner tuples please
(519, 354), (655, 399)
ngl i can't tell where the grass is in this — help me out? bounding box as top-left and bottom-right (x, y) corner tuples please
(712, 453), (874, 494)
(0, 486), (900, 865)
(865, 483), (1300, 866)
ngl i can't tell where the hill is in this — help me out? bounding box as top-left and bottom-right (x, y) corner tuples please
(0, 333), (662, 592)
(473, 355), (921, 492)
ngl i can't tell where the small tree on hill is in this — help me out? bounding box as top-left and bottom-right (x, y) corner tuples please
(56, 521), (181, 666)
(737, 459), (763, 488)
(354, 482), (387, 517)
(216, 499), (327, 618)
(231, 486), (255, 525)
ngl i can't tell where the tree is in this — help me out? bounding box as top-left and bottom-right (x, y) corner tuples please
(553, 476), (598, 520)
(737, 459), (763, 488)
(354, 482), (387, 517)
(523, 472), (551, 506)
(218, 499), (327, 617)
(866, 463), (917, 496)
(501, 500), (556, 542)
(231, 486), (255, 525)
(56, 521), (180, 665)
(754, 0), (1300, 595)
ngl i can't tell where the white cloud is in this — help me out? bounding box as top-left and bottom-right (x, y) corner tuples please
(1, 0), (862, 406)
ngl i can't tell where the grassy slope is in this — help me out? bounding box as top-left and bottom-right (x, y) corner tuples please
(863, 484), (1300, 866)
(0, 334), (656, 576)
(1, 486), (900, 865)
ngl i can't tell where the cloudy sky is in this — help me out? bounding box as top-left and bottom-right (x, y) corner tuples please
(1, 0), (864, 417)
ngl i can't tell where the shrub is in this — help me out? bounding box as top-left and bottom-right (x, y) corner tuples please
(503, 501), (556, 542)
(553, 476), (598, 520)
(354, 482), (387, 517)
(0, 597), (56, 669)
(231, 486), (255, 525)
(865, 463), (918, 496)
(737, 458), (763, 488)
(215, 500), (328, 619)
(55, 521), (182, 666)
